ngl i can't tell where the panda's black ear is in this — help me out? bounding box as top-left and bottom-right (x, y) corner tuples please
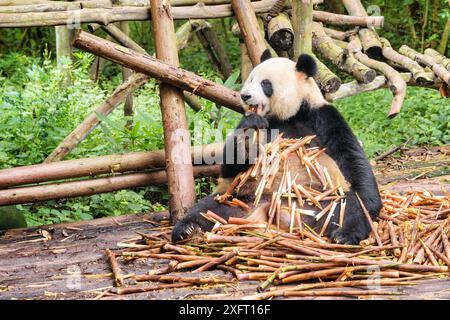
(295, 54), (317, 78)
(260, 49), (272, 63)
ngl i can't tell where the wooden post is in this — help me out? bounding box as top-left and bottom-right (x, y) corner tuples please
(231, 0), (266, 66)
(119, 21), (134, 131)
(150, 0), (195, 224)
(291, 0), (313, 58)
(55, 0), (73, 86)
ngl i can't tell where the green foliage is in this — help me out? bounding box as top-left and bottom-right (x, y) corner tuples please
(335, 87), (449, 157)
(18, 190), (164, 227)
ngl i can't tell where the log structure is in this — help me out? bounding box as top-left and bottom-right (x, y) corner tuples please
(0, 0), (448, 216)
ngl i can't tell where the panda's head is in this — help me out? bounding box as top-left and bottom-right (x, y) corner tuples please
(240, 50), (326, 120)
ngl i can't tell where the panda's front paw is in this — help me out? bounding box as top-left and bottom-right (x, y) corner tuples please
(238, 113), (269, 130)
(171, 218), (204, 243)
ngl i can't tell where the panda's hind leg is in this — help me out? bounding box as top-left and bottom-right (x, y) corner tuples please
(171, 194), (246, 243)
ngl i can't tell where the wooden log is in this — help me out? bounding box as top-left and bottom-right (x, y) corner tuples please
(0, 3), (384, 27)
(291, 0), (313, 58)
(399, 45), (450, 85)
(348, 36), (406, 117)
(195, 21), (232, 79)
(150, 0), (195, 224)
(0, 165), (220, 206)
(239, 41), (253, 81)
(44, 72), (150, 163)
(0, 1), (112, 12)
(311, 10), (383, 28)
(268, 12), (293, 51)
(313, 54), (341, 93)
(197, 23), (233, 79)
(232, 0), (267, 66)
(120, 21), (134, 131)
(342, 0), (383, 59)
(92, 20), (206, 112)
(0, 1), (280, 27)
(322, 26), (347, 41)
(424, 48), (450, 71)
(72, 31), (242, 112)
(380, 38), (434, 86)
(0, 143), (224, 189)
(312, 22), (376, 84)
(90, 23), (147, 54)
(324, 72), (443, 101)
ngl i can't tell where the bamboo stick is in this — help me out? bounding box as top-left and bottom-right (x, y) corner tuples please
(105, 248), (124, 287)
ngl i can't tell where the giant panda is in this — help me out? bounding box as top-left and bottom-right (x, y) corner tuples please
(172, 50), (382, 245)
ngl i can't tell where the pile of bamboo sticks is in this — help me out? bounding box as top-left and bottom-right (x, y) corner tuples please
(216, 135), (347, 235)
(104, 138), (449, 299)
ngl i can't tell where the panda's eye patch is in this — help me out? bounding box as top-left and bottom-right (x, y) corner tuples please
(261, 79), (273, 97)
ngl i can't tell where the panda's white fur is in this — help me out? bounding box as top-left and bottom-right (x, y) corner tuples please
(240, 57), (327, 120)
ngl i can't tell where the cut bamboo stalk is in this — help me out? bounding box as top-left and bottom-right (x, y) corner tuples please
(0, 165), (220, 206)
(150, 0), (195, 224)
(105, 248), (124, 287)
(313, 55), (342, 93)
(232, 0), (267, 66)
(72, 31), (242, 112)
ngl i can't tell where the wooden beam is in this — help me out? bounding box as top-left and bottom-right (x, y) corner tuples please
(231, 0), (267, 66)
